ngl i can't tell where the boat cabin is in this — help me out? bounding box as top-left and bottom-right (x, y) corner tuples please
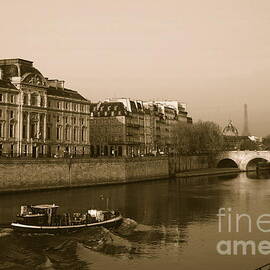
(17, 204), (59, 226)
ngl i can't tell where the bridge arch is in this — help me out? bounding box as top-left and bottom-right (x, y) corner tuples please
(217, 158), (238, 168)
(217, 151), (270, 171)
(241, 158), (269, 171)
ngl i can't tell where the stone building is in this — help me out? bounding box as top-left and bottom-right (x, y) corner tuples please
(89, 99), (148, 157)
(90, 98), (192, 157)
(0, 58), (90, 157)
(143, 100), (191, 154)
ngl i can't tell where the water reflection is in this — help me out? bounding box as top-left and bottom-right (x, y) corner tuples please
(247, 170), (270, 180)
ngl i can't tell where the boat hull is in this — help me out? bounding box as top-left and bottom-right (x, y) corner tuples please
(11, 215), (123, 234)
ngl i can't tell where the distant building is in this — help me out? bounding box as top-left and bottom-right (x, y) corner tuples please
(222, 120), (239, 137)
(89, 98), (192, 157)
(222, 120), (261, 151)
(0, 58), (90, 157)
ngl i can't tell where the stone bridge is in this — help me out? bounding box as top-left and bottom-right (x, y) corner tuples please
(216, 151), (270, 171)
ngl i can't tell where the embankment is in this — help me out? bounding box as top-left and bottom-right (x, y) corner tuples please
(0, 155), (235, 193)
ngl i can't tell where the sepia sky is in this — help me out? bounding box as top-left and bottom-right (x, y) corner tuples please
(1, 0), (270, 136)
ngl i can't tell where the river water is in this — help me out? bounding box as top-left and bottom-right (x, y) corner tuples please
(1, 171), (270, 270)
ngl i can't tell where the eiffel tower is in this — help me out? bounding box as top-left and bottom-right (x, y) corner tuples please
(242, 104), (250, 136)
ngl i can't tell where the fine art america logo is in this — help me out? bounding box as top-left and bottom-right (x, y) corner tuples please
(216, 208), (270, 255)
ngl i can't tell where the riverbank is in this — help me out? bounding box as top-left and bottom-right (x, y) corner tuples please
(0, 156), (238, 194)
(175, 168), (241, 178)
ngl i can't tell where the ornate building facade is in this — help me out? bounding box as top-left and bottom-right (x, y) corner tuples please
(0, 58), (90, 157)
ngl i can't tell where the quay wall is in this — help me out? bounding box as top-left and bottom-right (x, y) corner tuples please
(0, 155), (209, 192)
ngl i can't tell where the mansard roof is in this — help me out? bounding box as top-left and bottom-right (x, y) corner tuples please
(47, 86), (88, 101)
(0, 79), (18, 90)
(90, 101), (126, 116)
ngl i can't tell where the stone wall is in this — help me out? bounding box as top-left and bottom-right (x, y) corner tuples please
(0, 155), (209, 193)
(169, 155), (209, 175)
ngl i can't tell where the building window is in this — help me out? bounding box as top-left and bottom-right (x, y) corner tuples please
(9, 124), (14, 138)
(10, 111), (14, 119)
(10, 95), (14, 103)
(57, 126), (61, 140)
(0, 123), (3, 137)
(73, 117), (76, 125)
(57, 101), (60, 109)
(23, 94), (28, 105)
(72, 103), (77, 111)
(48, 101), (51, 108)
(0, 94), (3, 102)
(81, 128), (84, 142)
(31, 93), (37, 106)
(0, 109), (2, 118)
(47, 126), (51, 140)
(22, 125), (27, 139)
(10, 144), (14, 156)
(81, 104), (84, 112)
(73, 128), (77, 141)
(65, 127), (69, 140)
(57, 116), (60, 122)
(31, 124), (35, 138)
(40, 96), (44, 107)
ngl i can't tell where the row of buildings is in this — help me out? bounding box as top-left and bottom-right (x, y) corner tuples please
(0, 58), (192, 158)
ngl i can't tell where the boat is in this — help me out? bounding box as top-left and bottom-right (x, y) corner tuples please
(11, 204), (123, 234)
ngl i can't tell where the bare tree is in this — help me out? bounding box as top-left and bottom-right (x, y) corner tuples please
(173, 121), (224, 157)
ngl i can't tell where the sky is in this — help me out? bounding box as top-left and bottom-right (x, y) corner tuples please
(1, 0), (270, 136)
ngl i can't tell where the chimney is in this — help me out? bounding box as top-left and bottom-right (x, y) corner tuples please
(47, 79), (65, 90)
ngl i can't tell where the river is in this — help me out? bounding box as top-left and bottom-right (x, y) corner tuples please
(1, 171), (270, 270)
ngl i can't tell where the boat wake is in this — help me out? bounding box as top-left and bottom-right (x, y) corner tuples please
(0, 228), (13, 238)
(0, 218), (156, 269)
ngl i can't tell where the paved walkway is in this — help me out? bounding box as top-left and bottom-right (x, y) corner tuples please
(175, 168), (241, 178)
